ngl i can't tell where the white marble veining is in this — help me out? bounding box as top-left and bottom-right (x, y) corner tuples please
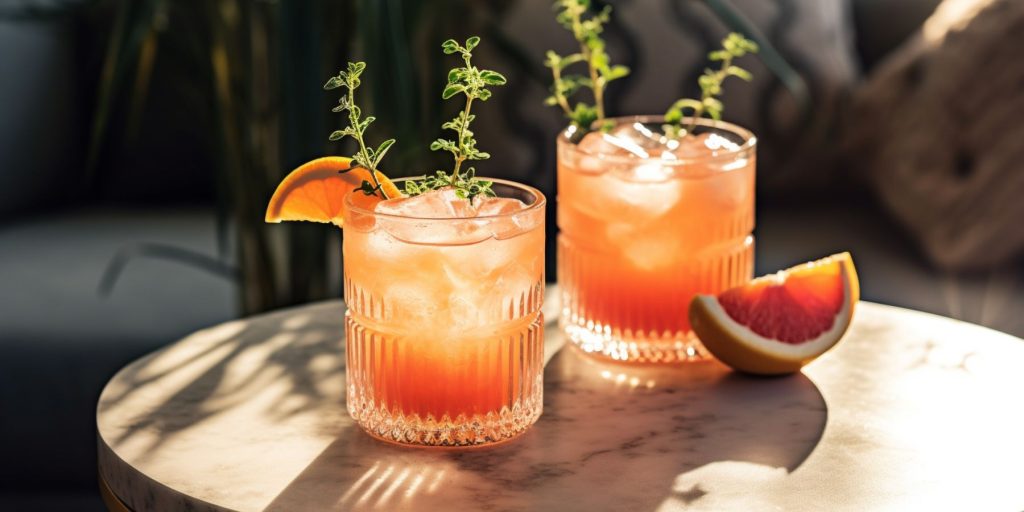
(97, 289), (1024, 511)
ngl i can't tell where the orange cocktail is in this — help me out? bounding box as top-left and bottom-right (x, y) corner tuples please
(558, 116), (756, 363)
(343, 179), (546, 446)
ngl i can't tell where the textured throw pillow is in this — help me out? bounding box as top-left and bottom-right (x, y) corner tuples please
(845, 0), (1024, 270)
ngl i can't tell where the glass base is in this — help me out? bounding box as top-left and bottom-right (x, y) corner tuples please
(347, 396), (542, 447)
(346, 314), (544, 447)
(560, 315), (711, 364)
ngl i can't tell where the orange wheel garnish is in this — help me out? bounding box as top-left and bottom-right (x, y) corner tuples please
(264, 156), (401, 227)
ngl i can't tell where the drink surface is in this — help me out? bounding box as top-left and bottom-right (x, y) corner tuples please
(558, 118), (755, 362)
(344, 184), (545, 445)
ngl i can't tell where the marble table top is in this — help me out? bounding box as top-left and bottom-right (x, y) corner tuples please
(97, 288), (1024, 511)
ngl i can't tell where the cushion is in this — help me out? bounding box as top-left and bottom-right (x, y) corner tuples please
(845, 0), (1024, 269)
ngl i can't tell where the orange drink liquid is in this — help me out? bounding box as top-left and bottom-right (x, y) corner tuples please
(557, 117), (756, 363)
(343, 179), (546, 446)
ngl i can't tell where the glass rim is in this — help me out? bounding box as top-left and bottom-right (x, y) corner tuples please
(559, 115), (757, 166)
(344, 176), (547, 222)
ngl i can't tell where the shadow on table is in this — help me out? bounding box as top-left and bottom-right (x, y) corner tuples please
(264, 346), (827, 511)
(98, 304), (348, 461)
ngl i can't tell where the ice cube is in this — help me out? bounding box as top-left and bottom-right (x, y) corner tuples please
(440, 240), (516, 285)
(701, 160), (754, 208)
(671, 132), (742, 159)
(609, 121), (676, 155)
(474, 197), (529, 240)
(671, 132), (712, 158)
(475, 197), (526, 216)
(607, 222), (683, 271)
(569, 127), (666, 176)
(567, 128), (683, 223)
(704, 132), (741, 152)
(626, 162), (675, 182)
(383, 281), (441, 326)
(493, 263), (541, 315)
(569, 132), (616, 175)
(374, 189), (489, 245)
(578, 128), (652, 159)
(564, 168), (682, 226)
(374, 188), (477, 219)
(447, 287), (487, 330)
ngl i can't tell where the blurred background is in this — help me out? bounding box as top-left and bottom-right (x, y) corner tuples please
(1, 0), (1022, 509)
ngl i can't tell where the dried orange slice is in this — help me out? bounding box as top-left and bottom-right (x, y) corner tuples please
(689, 252), (859, 375)
(264, 156), (400, 226)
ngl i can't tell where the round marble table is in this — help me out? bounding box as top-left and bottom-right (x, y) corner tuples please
(97, 288), (1024, 511)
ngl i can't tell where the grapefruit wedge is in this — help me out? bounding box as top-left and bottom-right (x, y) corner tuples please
(689, 252), (859, 375)
(265, 156), (400, 226)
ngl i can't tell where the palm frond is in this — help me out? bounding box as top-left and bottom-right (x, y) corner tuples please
(702, 0), (811, 117)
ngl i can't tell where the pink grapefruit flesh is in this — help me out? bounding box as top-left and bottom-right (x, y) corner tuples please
(689, 252), (859, 375)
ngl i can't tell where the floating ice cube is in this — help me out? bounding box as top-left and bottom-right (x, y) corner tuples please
(704, 132), (741, 152)
(565, 170), (682, 225)
(671, 132), (742, 159)
(384, 280), (441, 325)
(577, 126), (655, 158)
(374, 189), (489, 245)
(440, 239), (518, 285)
(493, 263), (540, 312)
(607, 222), (683, 271)
(627, 162), (675, 183)
(671, 132), (711, 158)
(570, 132), (617, 175)
(475, 197), (526, 216)
(474, 197), (529, 240)
(609, 121), (674, 155)
(565, 126), (685, 222)
(375, 188), (477, 218)
(700, 161), (754, 208)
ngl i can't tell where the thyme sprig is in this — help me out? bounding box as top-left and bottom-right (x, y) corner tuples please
(405, 36), (505, 202)
(544, 0), (629, 130)
(663, 33), (759, 139)
(403, 168), (494, 200)
(324, 61), (395, 198)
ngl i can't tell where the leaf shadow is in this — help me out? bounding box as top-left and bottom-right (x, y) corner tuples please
(263, 343), (827, 511)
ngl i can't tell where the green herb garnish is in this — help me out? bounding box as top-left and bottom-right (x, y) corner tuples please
(402, 168), (494, 200)
(663, 33), (759, 139)
(545, 0), (630, 130)
(324, 61), (395, 198)
(404, 36), (506, 203)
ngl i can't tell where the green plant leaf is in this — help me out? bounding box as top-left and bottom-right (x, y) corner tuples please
(324, 76), (343, 90)
(727, 65), (752, 81)
(442, 84), (464, 99)
(606, 65), (629, 80)
(479, 70), (507, 85)
(544, 51), (561, 68)
(374, 139), (396, 164)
